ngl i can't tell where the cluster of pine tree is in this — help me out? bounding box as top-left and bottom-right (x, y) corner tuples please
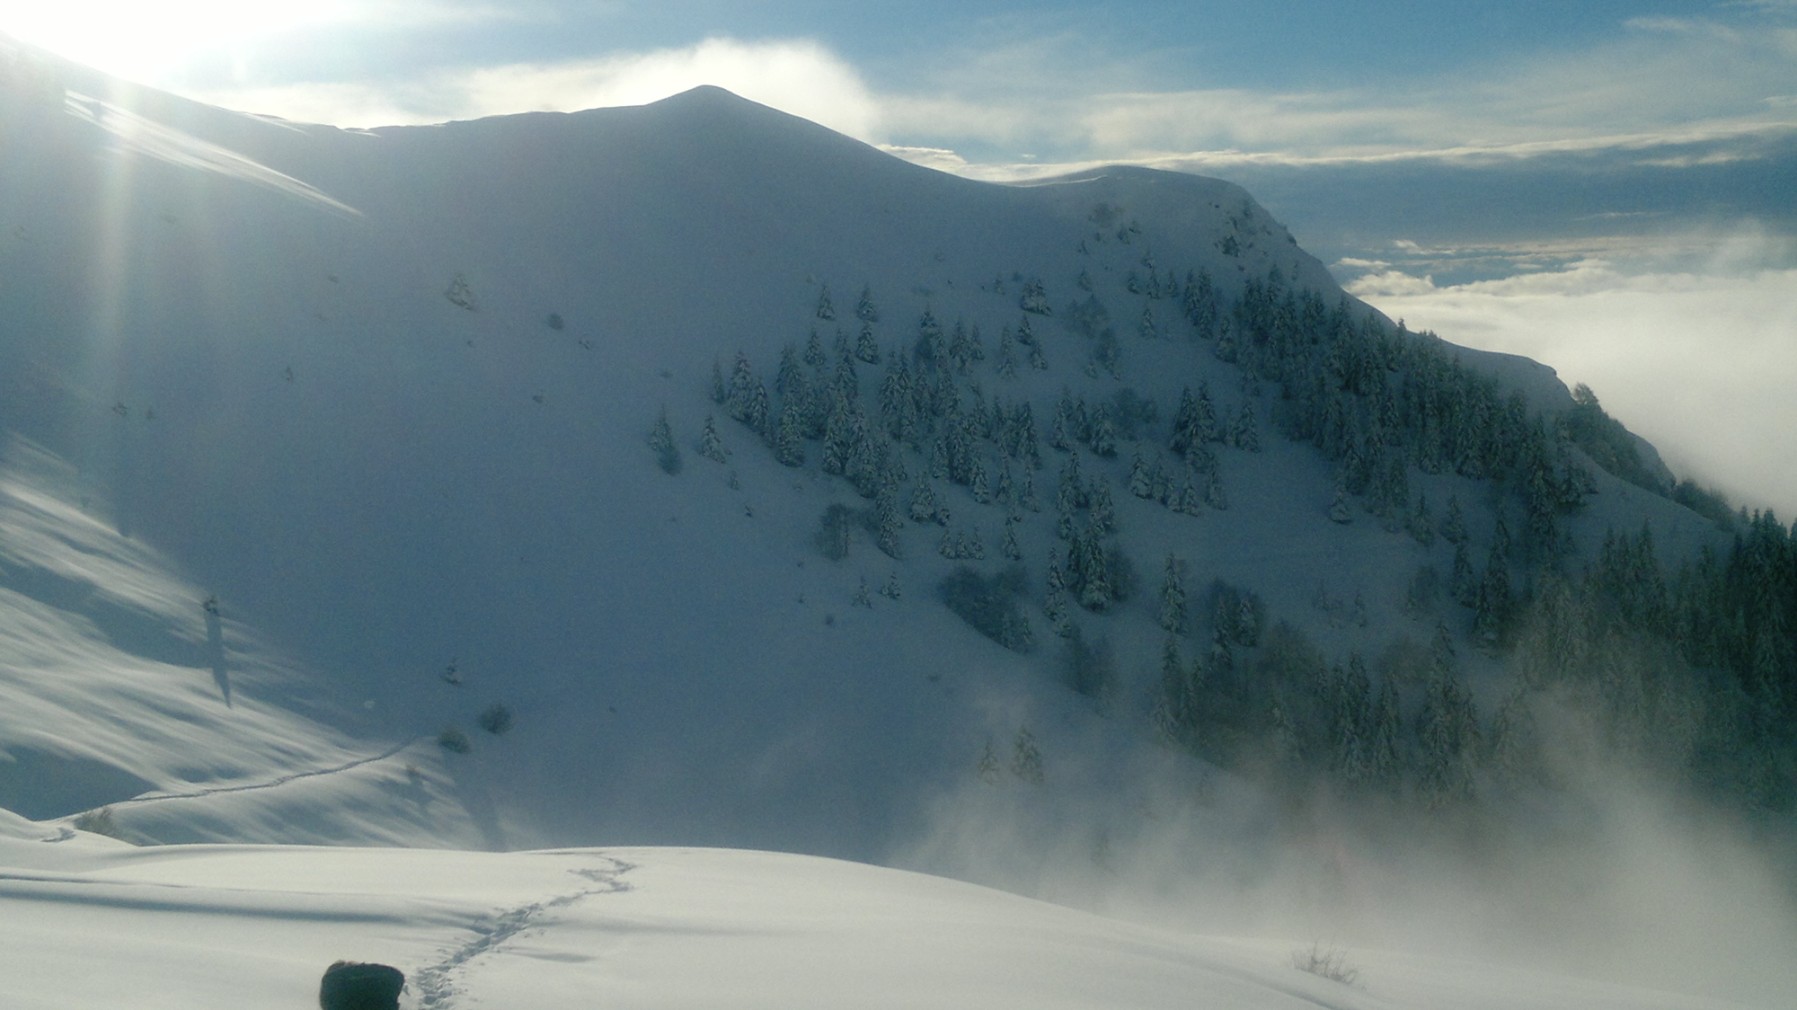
(680, 248), (1791, 818)
(1152, 586), (1499, 811)
(706, 285), (1071, 581)
(1507, 515), (1797, 811)
(1213, 271), (1596, 558)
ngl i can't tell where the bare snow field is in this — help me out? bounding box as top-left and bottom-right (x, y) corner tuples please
(0, 827), (1759, 1010)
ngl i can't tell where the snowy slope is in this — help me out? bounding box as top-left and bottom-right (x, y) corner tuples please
(2, 48), (1358, 850)
(0, 833), (1763, 1010)
(3, 38), (1792, 1010)
(2, 41), (1722, 850)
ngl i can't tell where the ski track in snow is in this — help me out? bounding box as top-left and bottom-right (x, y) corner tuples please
(95, 738), (420, 812)
(413, 857), (636, 1010)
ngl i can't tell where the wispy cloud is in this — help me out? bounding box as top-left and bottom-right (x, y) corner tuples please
(191, 37), (881, 137)
(870, 11), (1797, 177)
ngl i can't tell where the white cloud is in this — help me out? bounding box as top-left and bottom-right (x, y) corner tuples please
(1349, 241), (1797, 518)
(878, 144), (971, 174)
(1345, 269), (1440, 298)
(190, 37), (881, 136)
(862, 11), (1797, 176)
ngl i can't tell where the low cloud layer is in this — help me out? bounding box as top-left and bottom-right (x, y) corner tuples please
(1343, 234), (1797, 519)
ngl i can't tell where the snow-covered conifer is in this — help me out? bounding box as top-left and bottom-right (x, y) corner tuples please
(1204, 467), (1229, 511)
(1442, 495), (1468, 545)
(855, 322), (881, 365)
(774, 401), (806, 467)
(1011, 726), (1045, 782)
(1001, 516), (1022, 561)
(1158, 554), (1187, 635)
(648, 408), (682, 474)
(1019, 280), (1052, 315)
(1230, 402), (1260, 452)
(1128, 451), (1153, 499)
(874, 483), (904, 558)
(698, 414), (729, 463)
(1088, 481), (1115, 537)
(909, 480), (944, 525)
(1409, 492), (1435, 546)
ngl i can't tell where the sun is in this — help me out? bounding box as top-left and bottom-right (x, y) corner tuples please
(1, 1), (350, 85)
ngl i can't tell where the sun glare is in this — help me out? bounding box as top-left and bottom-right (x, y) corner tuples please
(2, 1), (350, 85)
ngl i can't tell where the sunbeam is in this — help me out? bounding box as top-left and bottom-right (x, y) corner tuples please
(2, 2), (352, 86)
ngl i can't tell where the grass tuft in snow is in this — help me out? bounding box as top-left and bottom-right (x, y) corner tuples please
(1292, 941), (1361, 987)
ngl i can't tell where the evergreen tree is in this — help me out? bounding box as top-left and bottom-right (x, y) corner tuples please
(1158, 554), (1187, 635)
(997, 325), (1018, 378)
(855, 321), (881, 364)
(1328, 481), (1354, 524)
(1068, 524), (1115, 612)
(774, 400), (806, 467)
(1451, 542), (1477, 607)
(710, 357), (727, 404)
(1128, 451), (1154, 499)
(1204, 467), (1229, 511)
(915, 308), (946, 366)
(855, 284), (879, 323)
(1231, 402), (1261, 452)
(775, 342), (805, 402)
(832, 342), (860, 402)
(726, 351), (759, 422)
(874, 482), (904, 558)
(1368, 680), (1404, 789)
(815, 503), (855, 560)
(878, 357), (915, 442)
(815, 285), (836, 321)
(1044, 560), (1073, 636)
(1173, 466), (1203, 516)
(821, 391), (860, 475)
(909, 479), (945, 525)
(1330, 657), (1373, 785)
(1012, 726), (1045, 782)
(1153, 636), (1192, 742)
(1408, 492), (1436, 546)
(1416, 669), (1480, 807)
(1442, 495), (1468, 545)
(996, 458), (1017, 511)
(1170, 387), (1201, 458)
(648, 408), (682, 474)
(1088, 481), (1116, 537)
(1473, 542), (1513, 648)
(1088, 406), (1118, 458)
(698, 414), (729, 463)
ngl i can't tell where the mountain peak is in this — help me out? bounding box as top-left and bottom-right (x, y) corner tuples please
(653, 83), (751, 106)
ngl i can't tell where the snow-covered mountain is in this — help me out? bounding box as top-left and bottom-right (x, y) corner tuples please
(3, 35), (1793, 1008)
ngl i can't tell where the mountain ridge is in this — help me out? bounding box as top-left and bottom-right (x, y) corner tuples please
(2, 60), (1790, 1008)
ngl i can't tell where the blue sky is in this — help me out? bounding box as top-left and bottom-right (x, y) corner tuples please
(7, 0), (1797, 513)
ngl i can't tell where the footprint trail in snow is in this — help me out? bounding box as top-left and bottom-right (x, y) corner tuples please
(412, 857), (635, 1009)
